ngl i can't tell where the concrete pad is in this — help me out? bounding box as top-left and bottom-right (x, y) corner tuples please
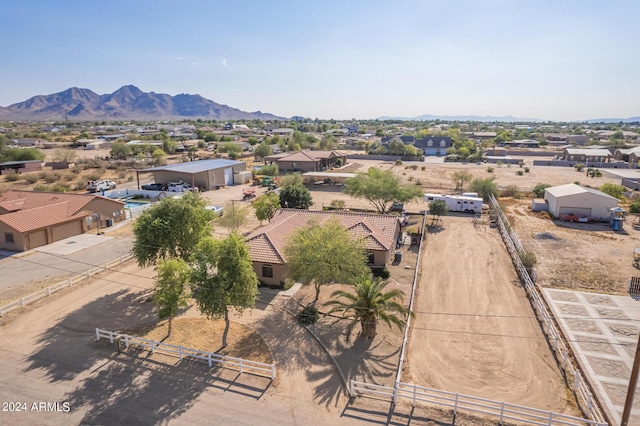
(542, 288), (640, 425)
(33, 233), (114, 255)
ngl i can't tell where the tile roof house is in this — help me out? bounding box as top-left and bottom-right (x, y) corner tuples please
(264, 150), (347, 172)
(0, 191), (125, 252)
(245, 209), (401, 285)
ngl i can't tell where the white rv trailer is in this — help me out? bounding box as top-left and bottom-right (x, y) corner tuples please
(424, 193), (484, 214)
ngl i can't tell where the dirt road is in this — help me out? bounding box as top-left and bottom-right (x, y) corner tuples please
(406, 215), (578, 414)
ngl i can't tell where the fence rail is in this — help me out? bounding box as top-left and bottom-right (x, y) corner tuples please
(488, 195), (606, 425)
(0, 253), (135, 317)
(350, 380), (607, 426)
(96, 328), (276, 379)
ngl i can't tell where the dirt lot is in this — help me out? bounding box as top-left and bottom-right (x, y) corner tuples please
(501, 199), (640, 294)
(406, 214), (579, 415)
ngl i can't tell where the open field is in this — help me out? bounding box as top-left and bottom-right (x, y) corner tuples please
(406, 215), (579, 414)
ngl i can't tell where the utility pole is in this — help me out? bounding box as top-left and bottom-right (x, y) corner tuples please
(622, 333), (640, 425)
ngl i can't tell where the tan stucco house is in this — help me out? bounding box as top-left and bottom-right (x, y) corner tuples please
(0, 191), (125, 251)
(245, 209), (401, 286)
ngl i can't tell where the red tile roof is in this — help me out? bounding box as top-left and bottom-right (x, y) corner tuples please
(0, 202), (88, 233)
(246, 209), (400, 264)
(0, 190), (123, 214)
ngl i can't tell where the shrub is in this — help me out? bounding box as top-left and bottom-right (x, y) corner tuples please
(502, 185), (520, 198)
(127, 175), (134, 182)
(409, 164), (418, 171)
(532, 183), (552, 198)
(600, 182), (624, 199)
(524, 167), (530, 173)
(335, 158), (343, 167)
(70, 166), (82, 175)
(75, 178), (88, 191)
(44, 172), (61, 183)
(118, 171), (127, 179)
(421, 166), (426, 171)
(371, 267), (390, 279)
(330, 199), (346, 209)
(519, 250), (537, 275)
(395, 159), (403, 166)
(487, 166), (494, 173)
(518, 161), (524, 168)
(630, 201), (640, 214)
(50, 183), (70, 192)
(415, 179), (421, 185)
(575, 163), (585, 172)
(282, 278), (295, 290)
(33, 184), (49, 191)
(516, 170), (524, 176)
(297, 305), (319, 324)
(4, 173), (19, 182)
(24, 174), (39, 184)
(86, 171), (103, 181)
(63, 174), (74, 181)
(407, 176), (413, 181)
(259, 164), (279, 176)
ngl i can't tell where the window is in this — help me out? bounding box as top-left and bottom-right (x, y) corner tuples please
(5, 232), (15, 244)
(440, 140), (446, 147)
(427, 140), (433, 147)
(367, 252), (375, 265)
(262, 264), (274, 278)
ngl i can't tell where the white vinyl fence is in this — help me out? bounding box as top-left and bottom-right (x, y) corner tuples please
(350, 380), (607, 426)
(96, 328), (276, 379)
(488, 195), (607, 425)
(0, 253), (134, 317)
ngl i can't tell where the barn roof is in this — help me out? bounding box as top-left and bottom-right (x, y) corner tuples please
(545, 183), (617, 201)
(139, 159), (243, 174)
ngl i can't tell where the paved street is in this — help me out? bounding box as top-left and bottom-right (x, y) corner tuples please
(543, 288), (640, 425)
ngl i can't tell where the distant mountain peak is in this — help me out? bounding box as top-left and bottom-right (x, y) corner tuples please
(0, 86), (287, 121)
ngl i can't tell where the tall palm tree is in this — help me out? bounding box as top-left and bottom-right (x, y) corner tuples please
(324, 274), (410, 342)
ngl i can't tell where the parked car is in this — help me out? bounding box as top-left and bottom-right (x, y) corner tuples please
(87, 179), (116, 193)
(205, 205), (224, 216)
(167, 182), (193, 192)
(141, 183), (167, 191)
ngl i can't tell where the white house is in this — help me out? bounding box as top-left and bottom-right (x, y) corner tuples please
(544, 184), (617, 220)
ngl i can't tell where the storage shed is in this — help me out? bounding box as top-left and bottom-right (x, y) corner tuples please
(136, 159), (246, 191)
(544, 183), (618, 220)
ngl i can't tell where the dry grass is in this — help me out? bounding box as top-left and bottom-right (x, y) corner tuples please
(124, 317), (274, 364)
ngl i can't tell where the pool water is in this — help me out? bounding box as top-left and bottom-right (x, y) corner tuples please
(123, 200), (148, 209)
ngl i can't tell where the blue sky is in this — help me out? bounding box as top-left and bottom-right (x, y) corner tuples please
(0, 0), (638, 121)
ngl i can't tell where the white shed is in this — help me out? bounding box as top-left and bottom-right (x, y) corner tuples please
(544, 184), (617, 219)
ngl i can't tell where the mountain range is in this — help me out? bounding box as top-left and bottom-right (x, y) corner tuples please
(0, 85), (287, 121)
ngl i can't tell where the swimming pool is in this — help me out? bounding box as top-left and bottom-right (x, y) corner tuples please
(123, 200), (149, 209)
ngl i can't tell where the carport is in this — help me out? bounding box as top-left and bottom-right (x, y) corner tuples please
(136, 159), (246, 192)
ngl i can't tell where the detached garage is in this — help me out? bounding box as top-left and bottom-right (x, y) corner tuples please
(137, 159), (246, 191)
(544, 183), (618, 220)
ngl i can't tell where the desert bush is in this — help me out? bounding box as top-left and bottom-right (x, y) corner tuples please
(516, 170), (524, 176)
(33, 184), (49, 191)
(502, 185), (520, 198)
(4, 173), (19, 182)
(86, 158), (106, 169)
(118, 171), (127, 179)
(24, 174), (39, 184)
(395, 159), (403, 166)
(282, 278), (295, 290)
(330, 199), (346, 209)
(127, 175), (134, 182)
(519, 250), (537, 275)
(630, 201), (640, 214)
(50, 183), (70, 192)
(524, 167), (530, 173)
(70, 166), (82, 175)
(75, 178), (88, 191)
(487, 166), (494, 173)
(409, 164), (418, 171)
(63, 174), (74, 181)
(408, 176), (413, 181)
(415, 179), (421, 185)
(44, 172), (61, 183)
(297, 305), (319, 324)
(421, 166), (426, 171)
(574, 163), (585, 172)
(86, 171), (104, 181)
(518, 161), (524, 168)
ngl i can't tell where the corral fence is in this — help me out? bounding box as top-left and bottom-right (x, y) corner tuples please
(488, 195), (607, 425)
(0, 253), (135, 317)
(532, 160), (630, 169)
(350, 380), (607, 426)
(95, 328), (275, 379)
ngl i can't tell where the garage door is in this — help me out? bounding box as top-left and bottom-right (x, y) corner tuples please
(224, 168), (233, 186)
(28, 229), (48, 250)
(559, 206), (592, 217)
(52, 220), (83, 242)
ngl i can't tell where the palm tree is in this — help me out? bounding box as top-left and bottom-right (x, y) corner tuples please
(324, 274), (410, 342)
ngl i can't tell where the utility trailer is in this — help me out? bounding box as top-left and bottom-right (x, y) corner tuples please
(424, 193), (484, 214)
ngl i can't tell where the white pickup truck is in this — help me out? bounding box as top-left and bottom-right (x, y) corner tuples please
(87, 179), (116, 193)
(167, 182), (194, 192)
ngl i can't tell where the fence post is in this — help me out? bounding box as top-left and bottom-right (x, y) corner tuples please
(95, 328), (100, 341)
(68, 277), (71, 286)
(179, 346), (183, 361)
(47, 287), (51, 296)
(574, 370), (581, 390)
(453, 393), (459, 417)
(412, 383), (417, 407)
(124, 335), (129, 348)
(350, 380), (354, 397)
(239, 359), (243, 374)
(393, 380), (399, 405)
(20, 298), (25, 307)
(208, 353), (212, 367)
(547, 411), (553, 426)
(586, 392), (593, 418)
(499, 401), (505, 424)
(271, 364), (276, 380)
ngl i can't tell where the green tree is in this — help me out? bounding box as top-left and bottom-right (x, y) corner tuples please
(253, 192), (281, 224)
(162, 138), (176, 153)
(468, 177), (499, 201)
(451, 170), (473, 191)
(152, 148), (167, 165)
(428, 199), (448, 223)
(191, 234), (259, 348)
(285, 219), (369, 303)
(324, 274), (409, 341)
(599, 182), (625, 199)
(532, 183), (552, 198)
(388, 139), (405, 156)
(153, 258), (191, 336)
(279, 184), (313, 209)
(204, 133), (219, 142)
(403, 144), (418, 157)
(133, 192), (215, 266)
(219, 142), (242, 159)
(279, 172), (303, 188)
(254, 143), (272, 160)
(52, 149), (76, 163)
(344, 168), (423, 214)
(1, 147), (46, 162)
(318, 135), (336, 150)
(258, 164), (279, 176)
(247, 136), (258, 145)
(217, 202), (249, 231)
